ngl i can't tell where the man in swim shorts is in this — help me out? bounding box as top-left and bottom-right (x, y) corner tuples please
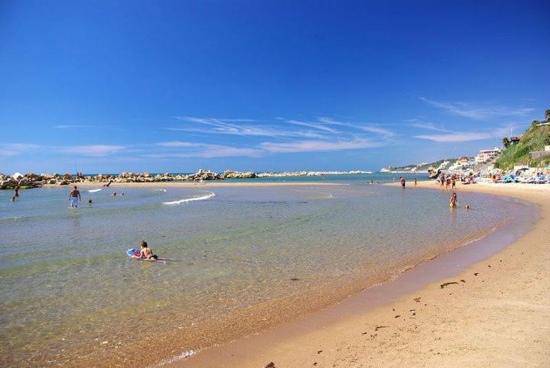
(69, 186), (81, 208)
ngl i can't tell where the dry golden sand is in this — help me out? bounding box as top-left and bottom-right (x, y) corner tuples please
(174, 181), (550, 368)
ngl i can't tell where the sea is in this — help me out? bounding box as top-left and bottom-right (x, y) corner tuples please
(0, 173), (537, 367)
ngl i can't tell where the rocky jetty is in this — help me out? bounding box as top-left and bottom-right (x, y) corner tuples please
(0, 173), (46, 189)
(222, 170), (257, 179)
(0, 169), (259, 189)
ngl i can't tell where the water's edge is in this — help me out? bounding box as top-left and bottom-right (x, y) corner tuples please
(171, 188), (539, 367)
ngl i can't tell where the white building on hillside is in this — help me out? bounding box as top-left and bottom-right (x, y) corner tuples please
(475, 148), (501, 164)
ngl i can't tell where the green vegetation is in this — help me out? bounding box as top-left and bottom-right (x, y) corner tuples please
(495, 116), (550, 170)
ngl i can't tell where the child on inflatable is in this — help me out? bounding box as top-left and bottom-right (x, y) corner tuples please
(138, 241), (158, 260)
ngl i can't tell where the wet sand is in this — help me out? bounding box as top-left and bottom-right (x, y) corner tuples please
(173, 181), (550, 368)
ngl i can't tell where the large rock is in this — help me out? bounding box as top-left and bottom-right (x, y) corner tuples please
(223, 170), (257, 179)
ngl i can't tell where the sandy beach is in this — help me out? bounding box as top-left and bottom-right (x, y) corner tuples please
(175, 181), (550, 368)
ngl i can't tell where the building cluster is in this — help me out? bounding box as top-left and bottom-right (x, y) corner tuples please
(474, 148), (501, 164)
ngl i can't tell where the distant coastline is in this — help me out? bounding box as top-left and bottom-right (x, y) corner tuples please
(1, 169), (377, 189)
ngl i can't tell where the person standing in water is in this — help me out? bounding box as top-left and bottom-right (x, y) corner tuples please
(11, 184), (20, 202)
(400, 176), (406, 188)
(69, 186), (81, 208)
(414, 178), (418, 186)
(449, 192), (458, 208)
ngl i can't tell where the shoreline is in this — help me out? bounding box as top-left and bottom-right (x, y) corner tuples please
(172, 181), (550, 368)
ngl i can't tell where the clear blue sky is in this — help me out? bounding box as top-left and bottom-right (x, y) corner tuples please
(1, 0), (549, 173)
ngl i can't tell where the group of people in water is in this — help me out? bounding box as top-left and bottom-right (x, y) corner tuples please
(68, 186), (161, 261)
(10, 181), (163, 260)
(67, 185), (124, 208)
(12, 177), (470, 262)
(399, 177), (418, 188)
(398, 175), (468, 210)
(13, 185), (98, 208)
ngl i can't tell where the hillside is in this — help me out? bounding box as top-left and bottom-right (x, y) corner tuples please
(495, 118), (550, 170)
(384, 157), (470, 172)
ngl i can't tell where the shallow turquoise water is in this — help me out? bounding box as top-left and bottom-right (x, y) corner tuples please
(0, 180), (535, 367)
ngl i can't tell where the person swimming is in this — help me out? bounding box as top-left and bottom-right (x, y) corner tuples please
(139, 241), (158, 260)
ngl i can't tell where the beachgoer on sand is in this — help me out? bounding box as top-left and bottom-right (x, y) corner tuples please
(400, 176), (406, 188)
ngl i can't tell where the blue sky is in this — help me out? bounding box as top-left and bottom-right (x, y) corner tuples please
(1, 0), (549, 173)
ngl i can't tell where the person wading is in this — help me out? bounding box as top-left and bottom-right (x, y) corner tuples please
(69, 186), (81, 208)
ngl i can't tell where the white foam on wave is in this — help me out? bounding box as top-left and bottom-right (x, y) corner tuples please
(162, 192), (215, 205)
(88, 188), (103, 193)
(147, 349), (197, 367)
(0, 216), (24, 222)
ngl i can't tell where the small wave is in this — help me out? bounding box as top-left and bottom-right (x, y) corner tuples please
(0, 216), (24, 222)
(148, 349), (197, 367)
(88, 189), (103, 193)
(162, 192), (215, 205)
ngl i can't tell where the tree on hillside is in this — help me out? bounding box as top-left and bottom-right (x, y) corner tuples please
(545, 109), (550, 122)
(502, 137), (510, 148)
